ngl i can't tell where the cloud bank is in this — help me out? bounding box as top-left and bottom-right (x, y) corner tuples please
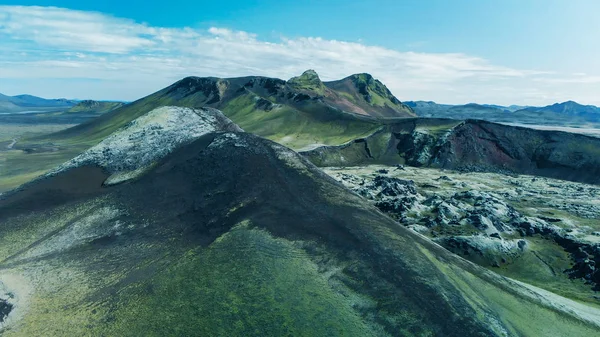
(0, 6), (598, 105)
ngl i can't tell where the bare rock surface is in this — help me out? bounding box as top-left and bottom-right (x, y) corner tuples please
(50, 106), (242, 182)
(324, 165), (600, 293)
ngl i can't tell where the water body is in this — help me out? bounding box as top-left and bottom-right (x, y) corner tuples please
(0, 110), (60, 115)
(501, 122), (600, 138)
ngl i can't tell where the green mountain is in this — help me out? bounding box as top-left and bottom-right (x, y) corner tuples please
(1, 109), (598, 336)
(514, 101), (600, 123)
(2, 71), (413, 192)
(407, 100), (600, 127)
(50, 70), (414, 150)
(62, 100), (125, 115)
(406, 101), (510, 119)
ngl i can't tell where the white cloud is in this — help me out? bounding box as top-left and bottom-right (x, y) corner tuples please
(0, 5), (598, 105)
(0, 6), (155, 53)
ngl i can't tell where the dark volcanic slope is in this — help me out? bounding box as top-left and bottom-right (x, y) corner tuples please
(49, 70), (414, 150)
(303, 118), (600, 184)
(0, 131), (598, 336)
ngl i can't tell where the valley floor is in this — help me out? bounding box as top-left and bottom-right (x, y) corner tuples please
(0, 123), (82, 193)
(0, 124), (75, 142)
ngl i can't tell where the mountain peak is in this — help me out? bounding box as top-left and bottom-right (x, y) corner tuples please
(346, 73), (383, 92)
(77, 99), (101, 108)
(300, 69), (320, 79)
(349, 73), (374, 81)
(287, 70), (326, 93)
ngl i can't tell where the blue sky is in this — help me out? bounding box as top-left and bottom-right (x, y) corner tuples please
(1, 1), (599, 105)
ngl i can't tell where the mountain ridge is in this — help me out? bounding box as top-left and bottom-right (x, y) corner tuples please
(47, 70), (414, 150)
(302, 118), (600, 185)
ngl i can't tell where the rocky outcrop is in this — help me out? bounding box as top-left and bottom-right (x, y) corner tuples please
(166, 77), (230, 104)
(436, 236), (528, 267)
(329, 167), (600, 289)
(353, 175), (424, 218)
(304, 119), (600, 185)
(75, 100), (101, 108)
(323, 73), (415, 117)
(50, 106), (242, 183)
(566, 245), (600, 288)
(287, 70), (326, 93)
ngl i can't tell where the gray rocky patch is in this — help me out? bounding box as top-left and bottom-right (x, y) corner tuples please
(436, 236), (528, 266)
(49, 106), (242, 183)
(325, 165), (600, 288)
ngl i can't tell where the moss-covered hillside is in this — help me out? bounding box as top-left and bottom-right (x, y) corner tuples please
(0, 130), (599, 336)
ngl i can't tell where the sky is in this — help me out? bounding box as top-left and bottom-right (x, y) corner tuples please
(0, 1), (599, 105)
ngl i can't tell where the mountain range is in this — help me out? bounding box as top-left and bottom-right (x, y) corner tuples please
(51, 70), (414, 150)
(0, 99), (125, 127)
(0, 93), (77, 113)
(4, 70), (600, 191)
(6, 75), (600, 131)
(406, 100), (600, 127)
(1, 71), (600, 336)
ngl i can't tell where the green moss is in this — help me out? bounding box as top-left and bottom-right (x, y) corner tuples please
(414, 120), (462, 135)
(493, 237), (600, 307)
(103, 223), (376, 336)
(417, 243), (600, 337)
(338, 91), (357, 103)
(221, 94), (379, 150)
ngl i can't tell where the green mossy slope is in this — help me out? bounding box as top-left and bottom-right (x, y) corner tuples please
(1, 132), (598, 336)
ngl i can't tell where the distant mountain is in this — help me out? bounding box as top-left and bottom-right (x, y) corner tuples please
(404, 101), (453, 115)
(62, 100), (125, 115)
(52, 70), (415, 150)
(0, 100), (22, 113)
(407, 100), (600, 127)
(323, 72), (415, 117)
(9, 94), (76, 107)
(514, 101), (600, 122)
(405, 101), (509, 119)
(483, 104), (531, 112)
(0, 92), (77, 113)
